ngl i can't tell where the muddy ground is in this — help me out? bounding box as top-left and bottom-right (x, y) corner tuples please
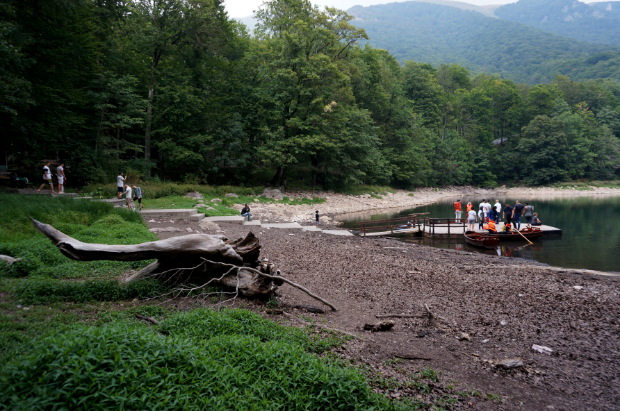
(146, 217), (620, 410)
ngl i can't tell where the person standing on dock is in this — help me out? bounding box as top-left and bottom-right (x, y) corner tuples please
(503, 203), (513, 226)
(512, 200), (525, 230)
(315, 210), (320, 227)
(494, 200), (501, 223)
(454, 200), (462, 220)
(524, 203), (534, 225)
(467, 207), (477, 231)
(478, 206), (485, 230)
(466, 202), (473, 214)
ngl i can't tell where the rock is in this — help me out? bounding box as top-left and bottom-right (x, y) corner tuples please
(496, 358), (524, 369)
(263, 188), (284, 200)
(149, 227), (182, 233)
(482, 339), (489, 343)
(500, 320), (507, 326)
(184, 191), (203, 199)
(199, 220), (221, 231)
(458, 332), (471, 341)
(364, 321), (395, 332)
(225, 193), (239, 198)
(211, 198), (222, 203)
(532, 344), (553, 355)
(253, 199), (259, 202)
(573, 286), (583, 290)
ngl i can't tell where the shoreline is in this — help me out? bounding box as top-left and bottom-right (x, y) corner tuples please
(249, 186), (620, 225)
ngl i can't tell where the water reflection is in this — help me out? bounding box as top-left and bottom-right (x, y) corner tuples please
(399, 236), (545, 260)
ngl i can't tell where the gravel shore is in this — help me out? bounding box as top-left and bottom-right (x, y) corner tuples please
(148, 215), (620, 411)
(246, 186), (620, 225)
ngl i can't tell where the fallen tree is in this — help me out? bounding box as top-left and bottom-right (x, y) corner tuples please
(31, 218), (336, 310)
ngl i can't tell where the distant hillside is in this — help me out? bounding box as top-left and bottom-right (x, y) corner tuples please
(494, 0), (620, 46)
(347, 1), (620, 83)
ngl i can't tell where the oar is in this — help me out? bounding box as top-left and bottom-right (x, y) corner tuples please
(511, 226), (533, 245)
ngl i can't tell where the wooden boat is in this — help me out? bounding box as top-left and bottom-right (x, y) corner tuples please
(495, 226), (544, 241)
(464, 231), (500, 248)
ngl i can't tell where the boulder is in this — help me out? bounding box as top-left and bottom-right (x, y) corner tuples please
(199, 220), (221, 231)
(263, 188), (284, 200)
(225, 193), (239, 198)
(184, 191), (203, 199)
(211, 198), (222, 203)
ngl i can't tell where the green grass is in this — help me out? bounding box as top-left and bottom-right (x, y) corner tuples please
(0, 308), (405, 411)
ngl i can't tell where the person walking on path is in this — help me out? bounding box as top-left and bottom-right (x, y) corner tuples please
(117, 172), (125, 198)
(132, 185), (143, 210)
(315, 210), (320, 227)
(124, 184), (133, 209)
(524, 203), (534, 225)
(454, 199), (462, 220)
(56, 163), (66, 193)
(503, 203), (513, 226)
(37, 162), (56, 193)
(241, 204), (252, 221)
(512, 200), (525, 230)
(467, 208), (477, 231)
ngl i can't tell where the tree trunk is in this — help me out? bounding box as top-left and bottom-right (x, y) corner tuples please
(30, 218), (280, 299)
(145, 85), (154, 161)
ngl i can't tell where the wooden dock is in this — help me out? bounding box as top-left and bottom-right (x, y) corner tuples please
(360, 220), (562, 238)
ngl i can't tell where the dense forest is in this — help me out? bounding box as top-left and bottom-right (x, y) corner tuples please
(347, 2), (620, 84)
(494, 0), (620, 46)
(2, 0), (620, 189)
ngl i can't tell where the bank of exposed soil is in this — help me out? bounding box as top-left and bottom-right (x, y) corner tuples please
(147, 215), (620, 411)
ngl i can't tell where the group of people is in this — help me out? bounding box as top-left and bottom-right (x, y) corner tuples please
(37, 161), (67, 194)
(455, 199), (542, 233)
(117, 172), (143, 210)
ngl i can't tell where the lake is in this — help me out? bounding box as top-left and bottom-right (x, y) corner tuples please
(339, 195), (620, 272)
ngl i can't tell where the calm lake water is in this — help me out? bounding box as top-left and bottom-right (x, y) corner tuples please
(339, 195), (620, 272)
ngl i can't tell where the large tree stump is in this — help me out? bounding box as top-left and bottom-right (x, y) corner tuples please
(31, 218), (279, 298)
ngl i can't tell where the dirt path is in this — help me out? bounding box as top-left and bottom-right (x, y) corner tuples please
(146, 217), (620, 410)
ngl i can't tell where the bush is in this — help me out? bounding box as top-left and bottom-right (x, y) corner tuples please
(0, 316), (395, 410)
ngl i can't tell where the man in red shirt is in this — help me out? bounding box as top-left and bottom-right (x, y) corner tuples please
(454, 199), (462, 220)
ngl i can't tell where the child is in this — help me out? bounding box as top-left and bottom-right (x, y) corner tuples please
(315, 210), (320, 227)
(478, 206), (484, 230)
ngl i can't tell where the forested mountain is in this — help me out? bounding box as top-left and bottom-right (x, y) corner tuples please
(347, 1), (620, 84)
(494, 0), (620, 46)
(2, 0), (620, 189)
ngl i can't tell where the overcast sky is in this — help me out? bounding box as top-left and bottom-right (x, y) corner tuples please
(224, 0), (518, 18)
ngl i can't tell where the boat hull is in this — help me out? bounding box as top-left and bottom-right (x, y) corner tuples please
(464, 231), (500, 248)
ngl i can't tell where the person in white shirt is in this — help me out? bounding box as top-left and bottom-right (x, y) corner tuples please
(478, 206), (485, 230)
(117, 172), (125, 198)
(125, 184), (133, 209)
(37, 162), (56, 194)
(494, 200), (501, 223)
(479, 199), (491, 220)
(467, 208), (477, 231)
(57, 163), (66, 193)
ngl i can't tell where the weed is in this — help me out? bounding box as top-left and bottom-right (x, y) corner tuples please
(266, 297), (280, 308)
(382, 357), (404, 366)
(408, 193), (415, 197)
(486, 393), (502, 403)
(414, 367), (440, 382)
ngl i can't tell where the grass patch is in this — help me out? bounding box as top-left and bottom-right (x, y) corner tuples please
(0, 309), (401, 411)
(12, 277), (167, 304)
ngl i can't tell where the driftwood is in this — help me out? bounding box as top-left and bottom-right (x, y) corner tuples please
(31, 218), (337, 311)
(394, 353), (432, 361)
(135, 314), (161, 325)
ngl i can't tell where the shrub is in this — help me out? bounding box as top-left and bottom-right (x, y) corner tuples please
(0, 318), (394, 410)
